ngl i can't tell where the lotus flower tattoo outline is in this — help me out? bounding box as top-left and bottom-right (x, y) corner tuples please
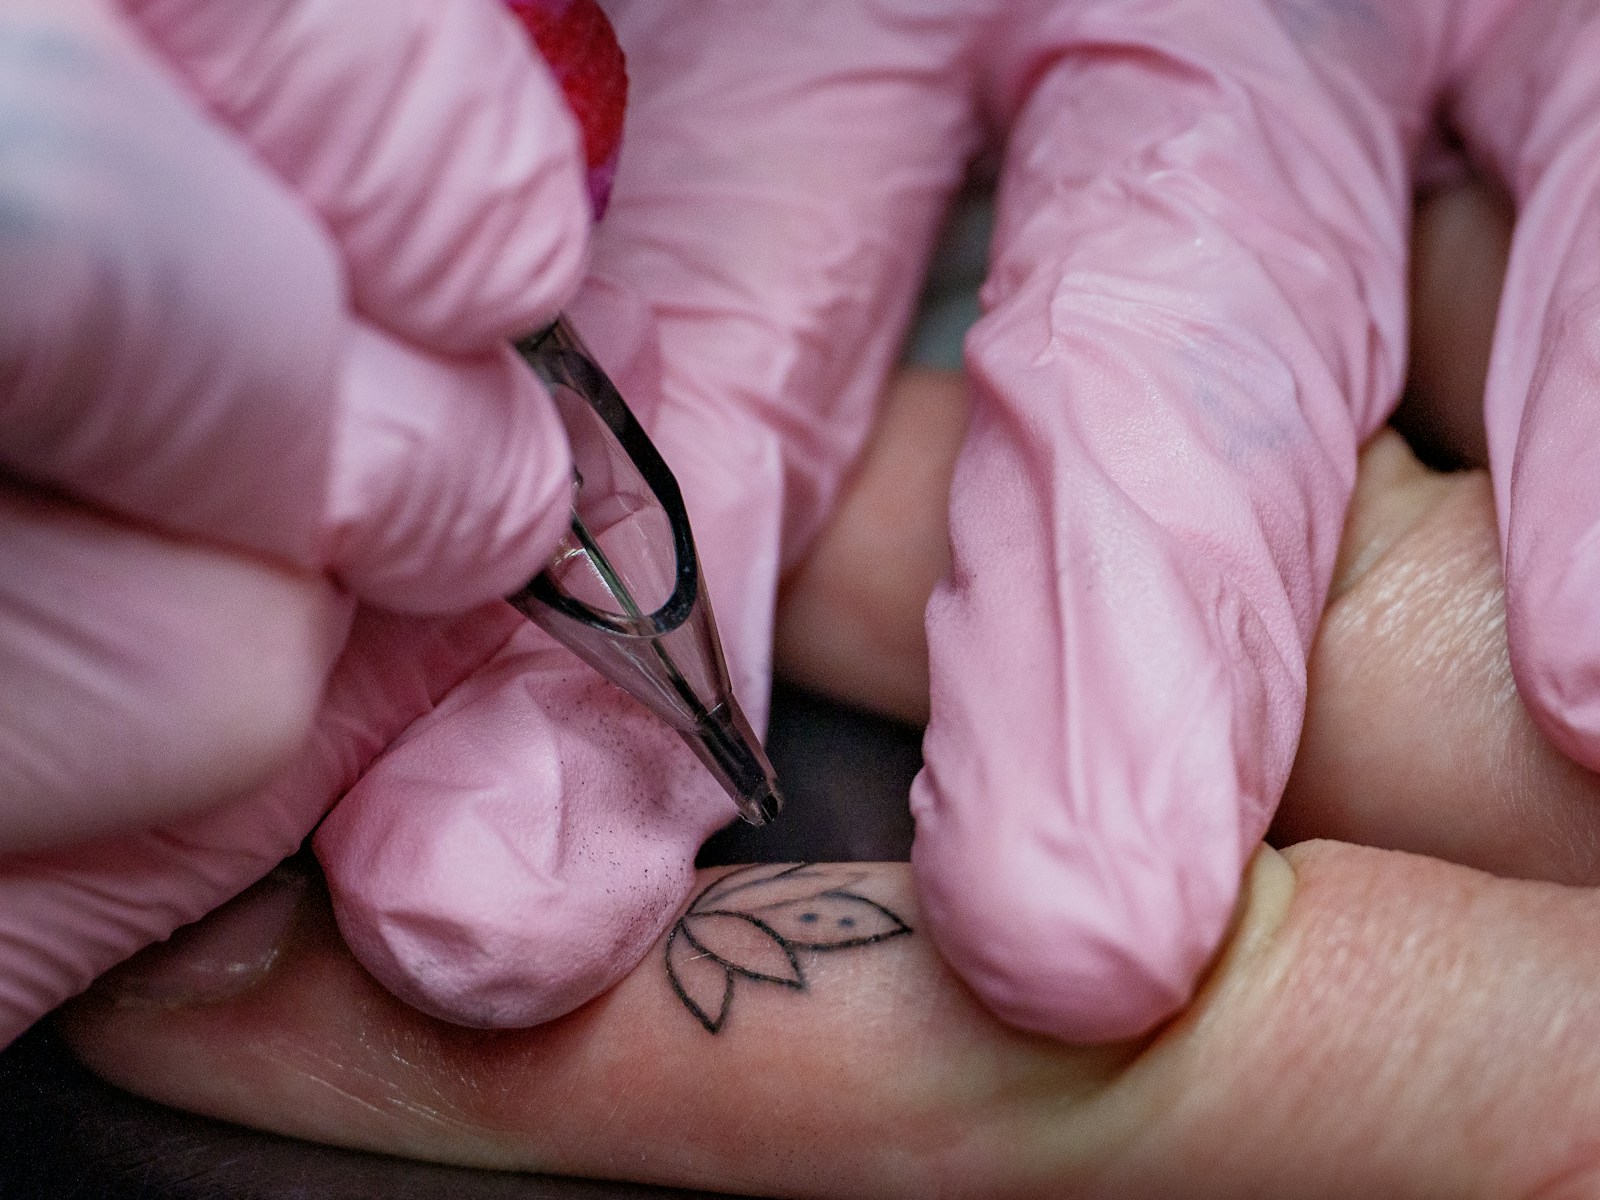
(665, 863), (913, 1033)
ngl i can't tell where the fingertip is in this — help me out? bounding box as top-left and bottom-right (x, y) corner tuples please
(909, 783), (1242, 1044)
(327, 334), (573, 613)
(325, 854), (651, 1029)
(384, 67), (591, 351)
(338, 0), (595, 347)
(314, 646), (717, 1028)
(126, 0), (593, 351)
(322, 795), (698, 1028)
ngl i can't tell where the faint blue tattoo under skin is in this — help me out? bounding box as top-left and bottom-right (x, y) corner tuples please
(665, 863), (912, 1034)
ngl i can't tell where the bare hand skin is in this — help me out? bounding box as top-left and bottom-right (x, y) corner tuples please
(1278, 433), (1600, 880)
(60, 846), (1600, 1199)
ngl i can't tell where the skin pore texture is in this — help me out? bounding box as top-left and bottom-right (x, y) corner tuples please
(56, 172), (1600, 1196)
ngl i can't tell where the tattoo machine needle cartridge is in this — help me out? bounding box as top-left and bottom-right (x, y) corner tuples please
(506, 317), (784, 826)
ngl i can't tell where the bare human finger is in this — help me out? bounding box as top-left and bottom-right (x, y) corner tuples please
(60, 845), (1600, 1198)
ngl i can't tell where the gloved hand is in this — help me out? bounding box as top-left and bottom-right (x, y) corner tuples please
(305, 0), (970, 1023)
(3, 0), (906, 1043)
(55, 170), (1600, 1200)
(0, 0), (594, 1040)
(763, 0), (1600, 1044)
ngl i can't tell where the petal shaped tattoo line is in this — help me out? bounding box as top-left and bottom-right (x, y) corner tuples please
(666, 864), (912, 1034)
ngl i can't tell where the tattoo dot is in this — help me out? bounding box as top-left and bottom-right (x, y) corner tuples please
(665, 864), (913, 1034)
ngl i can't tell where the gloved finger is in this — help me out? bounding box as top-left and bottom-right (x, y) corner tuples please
(776, 165), (1515, 726)
(0, 602), (520, 1048)
(60, 847), (1600, 1197)
(775, 366), (1600, 885)
(121, 0), (589, 352)
(0, 1), (574, 609)
(0, 479), (348, 853)
(315, 621), (729, 1027)
(911, 1), (1417, 1042)
(313, 0), (986, 1028)
(308, 330), (575, 611)
(1452, 3), (1600, 775)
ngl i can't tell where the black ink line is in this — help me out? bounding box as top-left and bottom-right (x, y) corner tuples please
(681, 910), (805, 988)
(664, 864), (912, 1035)
(665, 923), (732, 1033)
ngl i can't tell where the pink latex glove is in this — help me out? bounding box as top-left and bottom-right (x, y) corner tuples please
(307, 3), (978, 1024)
(0, 0), (592, 1038)
(1456, 7), (1600, 778)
